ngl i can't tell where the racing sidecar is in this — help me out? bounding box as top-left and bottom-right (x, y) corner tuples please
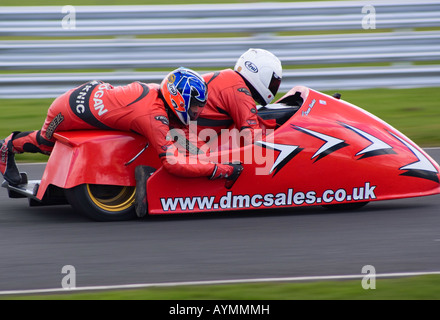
(3, 86), (440, 221)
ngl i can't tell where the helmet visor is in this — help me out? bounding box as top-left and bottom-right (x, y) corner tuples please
(268, 72), (282, 97)
(188, 103), (204, 121)
(187, 86), (207, 121)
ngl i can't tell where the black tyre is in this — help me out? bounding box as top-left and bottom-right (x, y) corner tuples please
(322, 201), (369, 211)
(65, 184), (137, 221)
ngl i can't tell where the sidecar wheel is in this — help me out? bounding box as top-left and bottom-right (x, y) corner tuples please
(322, 201), (369, 211)
(65, 184), (137, 221)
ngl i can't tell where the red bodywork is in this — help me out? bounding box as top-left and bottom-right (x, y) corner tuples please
(36, 131), (161, 200)
(37, 87), (440, 214)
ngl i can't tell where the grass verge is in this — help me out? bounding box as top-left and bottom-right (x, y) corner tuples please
(2, 275), (440, 300)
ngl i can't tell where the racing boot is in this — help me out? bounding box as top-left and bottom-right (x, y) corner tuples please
(11, 130), (54, 155)
(0, 132), (22, 185)
(134, 165), (156, 218)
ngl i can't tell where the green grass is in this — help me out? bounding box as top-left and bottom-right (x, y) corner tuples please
(1, 86), (439, 163)
(0, 98), (52, 162)
(3, 275), (440, 300)
(333, 87), (440, 147)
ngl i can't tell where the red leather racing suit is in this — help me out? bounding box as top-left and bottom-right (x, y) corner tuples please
(197, 69), (275, 147)
(11, 80), (222, 178)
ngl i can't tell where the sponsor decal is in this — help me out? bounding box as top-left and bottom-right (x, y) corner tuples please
(160, 182), (377, 212)
(71, 80), (108, 116)
(168, 74), (176, 83)
(155, 115), (169, 126)
(45, 112), (64, 140)
(302, 99), (316, 117)
(237, 87), (252, 96)
(301, 99), (326, 117)
(69, 80), (112, 130)
(93, 83), (109, 116)
(167, 82), (178, 96)
(72, 82), (96, 115)
(244, 61), (258, 73)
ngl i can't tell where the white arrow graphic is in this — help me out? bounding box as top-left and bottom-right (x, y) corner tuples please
(389, 132), (438, 173)
(343, 123), (393, 157)
(293, 126), (346, 160)
(255, 141), (300, 174)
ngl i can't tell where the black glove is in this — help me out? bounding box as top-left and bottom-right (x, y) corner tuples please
(224, 163), (243, 189)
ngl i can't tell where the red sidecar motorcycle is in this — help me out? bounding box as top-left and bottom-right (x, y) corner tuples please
(3, 86), (440, 221)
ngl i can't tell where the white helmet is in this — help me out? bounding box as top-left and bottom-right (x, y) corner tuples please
(234, 48), (282, 106)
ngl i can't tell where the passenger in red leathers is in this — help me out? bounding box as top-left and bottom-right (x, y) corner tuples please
(197, 49), (283, 147)
(0, 68), (242, 186)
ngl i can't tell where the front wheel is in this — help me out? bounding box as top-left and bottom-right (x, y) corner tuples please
(65, 184), (137, 221)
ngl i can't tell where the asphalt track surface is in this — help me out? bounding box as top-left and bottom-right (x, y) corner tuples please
(0, 150), (439, 292)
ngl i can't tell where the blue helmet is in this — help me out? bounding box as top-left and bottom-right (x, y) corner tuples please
(161, 67), (208, 125)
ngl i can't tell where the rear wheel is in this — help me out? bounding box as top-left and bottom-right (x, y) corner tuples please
(322, 202), (369, 211)
(65, 184), (137, 221)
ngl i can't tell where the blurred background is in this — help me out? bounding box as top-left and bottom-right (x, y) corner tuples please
(1, 0), (440, 97)
(1, 1), (440, 300)
(1, 0), (440, 156)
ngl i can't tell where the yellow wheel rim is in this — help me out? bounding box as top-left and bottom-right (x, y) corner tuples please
(87, 184), (135, 212)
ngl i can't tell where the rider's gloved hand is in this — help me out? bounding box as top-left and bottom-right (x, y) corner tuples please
(210, 163), (243, 189)
(210, 164), (233, 180)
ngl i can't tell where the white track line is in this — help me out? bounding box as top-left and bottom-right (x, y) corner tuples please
(1, 271), (440, 296)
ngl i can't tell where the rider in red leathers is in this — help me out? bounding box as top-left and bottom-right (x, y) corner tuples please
(197, 49), (283, 147)
(0, 68), (242, 186)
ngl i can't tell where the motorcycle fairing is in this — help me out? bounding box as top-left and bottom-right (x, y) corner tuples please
(36, 130), (159, 200)
(145, 87), (440, 214)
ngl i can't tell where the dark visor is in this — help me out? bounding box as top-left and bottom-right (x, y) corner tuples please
(268, 72), (282, 97)
(188, 103), (204, 120)
(190, 98), (206, 108)
(190, 87), (208, 108)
